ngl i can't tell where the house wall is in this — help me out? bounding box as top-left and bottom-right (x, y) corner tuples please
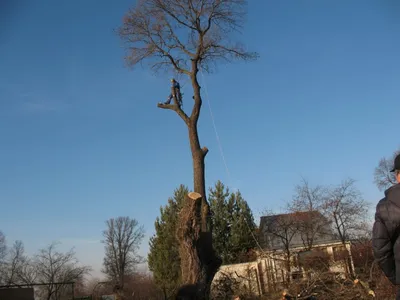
(212, 242), (354, 295)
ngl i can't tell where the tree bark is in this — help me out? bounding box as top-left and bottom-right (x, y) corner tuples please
(188, 124), (209, 231)
(157, 60), (221, 299)
(177, 192), (221, 299)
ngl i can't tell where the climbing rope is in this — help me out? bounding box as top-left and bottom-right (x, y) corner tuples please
(199, 68), (267, 259)
(199, 68), (232, 183)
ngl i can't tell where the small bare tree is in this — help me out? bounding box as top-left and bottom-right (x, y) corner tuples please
(102, 216), (145, 296)
(2, 240), (26, 285)
(261, 212), (300, 285)
(323, 179), (369, 244)
(374, 149), (400, 191)
(322, 179), (369, 278)
(0, 231), (6, 283)
(289, 179), (332, 250)
(118, 2), (258, 296)
(34, 242), (91, 300)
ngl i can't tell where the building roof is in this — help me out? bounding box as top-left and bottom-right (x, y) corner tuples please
(259, 211), (340, 250)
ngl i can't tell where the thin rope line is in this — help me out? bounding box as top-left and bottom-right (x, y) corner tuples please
(199, 69), (270, 259)
(199, 68), (231, 183)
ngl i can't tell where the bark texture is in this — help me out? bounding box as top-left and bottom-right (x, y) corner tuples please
(177, 192), (221, 299)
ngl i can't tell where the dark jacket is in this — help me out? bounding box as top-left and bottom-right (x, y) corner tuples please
(372, 183), (400, 284)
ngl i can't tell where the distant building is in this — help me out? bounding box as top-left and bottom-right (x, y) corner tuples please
(259, 211), (337, 250)
(212, 211), (354, 296)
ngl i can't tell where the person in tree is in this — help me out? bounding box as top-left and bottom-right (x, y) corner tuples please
(372, 153), (400, 299)
(164, 78), (182, 107)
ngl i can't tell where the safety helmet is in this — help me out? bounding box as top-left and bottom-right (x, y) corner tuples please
(170, 78), (175, 82)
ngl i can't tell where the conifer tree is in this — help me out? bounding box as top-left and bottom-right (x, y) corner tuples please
(148, 185), (188, 299)
(209, 181), (233, 265)
(149, 182), (257, 297)
(230, 190), (257, 263)
(209, 181), (257, 265)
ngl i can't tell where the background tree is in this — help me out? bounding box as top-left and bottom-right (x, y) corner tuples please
(374, 149), (400, 191)
(118, 1), (258, 296)
(288, 179), (332, 250)
(16, 258), (38, 285)
(0, 231), (6, 283)
(322, 179), (369, 277)
(209, 181), (257, 265)
(0, 238), (37, 286)
(102, 216), (145, 295)
(148, 185), (188, 299)
(0, 231), (5, 260)
(73, 278), (89, 298)
(209, 181), (233, 264)
(1, 240), (26, 285)
(261, 211), (300, 285)
(229, 190), (257, 263)
(34, 242), (90, 300)
(323, 179), (369, 244)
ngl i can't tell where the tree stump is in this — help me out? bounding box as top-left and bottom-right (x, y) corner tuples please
(176, 192), (221, 299)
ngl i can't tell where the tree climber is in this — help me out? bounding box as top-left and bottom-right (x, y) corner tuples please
(164, 78), (182, 107)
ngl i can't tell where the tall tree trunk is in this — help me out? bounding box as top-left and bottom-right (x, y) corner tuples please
(285, 249), (291, 286)
(177, 191), (221, 299)
(176, 69), (220, 298)
(189, 123), (208, 232)
(189, 125), (206, 197)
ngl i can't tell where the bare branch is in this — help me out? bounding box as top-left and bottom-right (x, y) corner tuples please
(118, 0), (257, 74)
(157, 102), (190, 124)
(374, 149), (400, 191)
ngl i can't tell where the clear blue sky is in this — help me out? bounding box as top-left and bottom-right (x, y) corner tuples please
(1, 0), (399, 278)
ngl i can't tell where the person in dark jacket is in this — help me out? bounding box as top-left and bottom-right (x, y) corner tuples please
(372, 153), (400, 299)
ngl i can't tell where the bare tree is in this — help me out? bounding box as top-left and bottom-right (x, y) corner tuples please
(322, 179), (369, 278)
(0, 231), (6, 283)
(17, 257), (38, 285)
(374, 149), (400, 191)
(102, 216), (144, 296)
(288, 179), (332, 250)
(261, 212), (300, 285)
(118, 2), (257, 296)
(34, 242), (91, 300)
(323, 179), (369, 244)
(0, 231), (5, 261)
(0, 238), (38, 285)
(119, 0), (257, 198)
(2, 240), (26, 285)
